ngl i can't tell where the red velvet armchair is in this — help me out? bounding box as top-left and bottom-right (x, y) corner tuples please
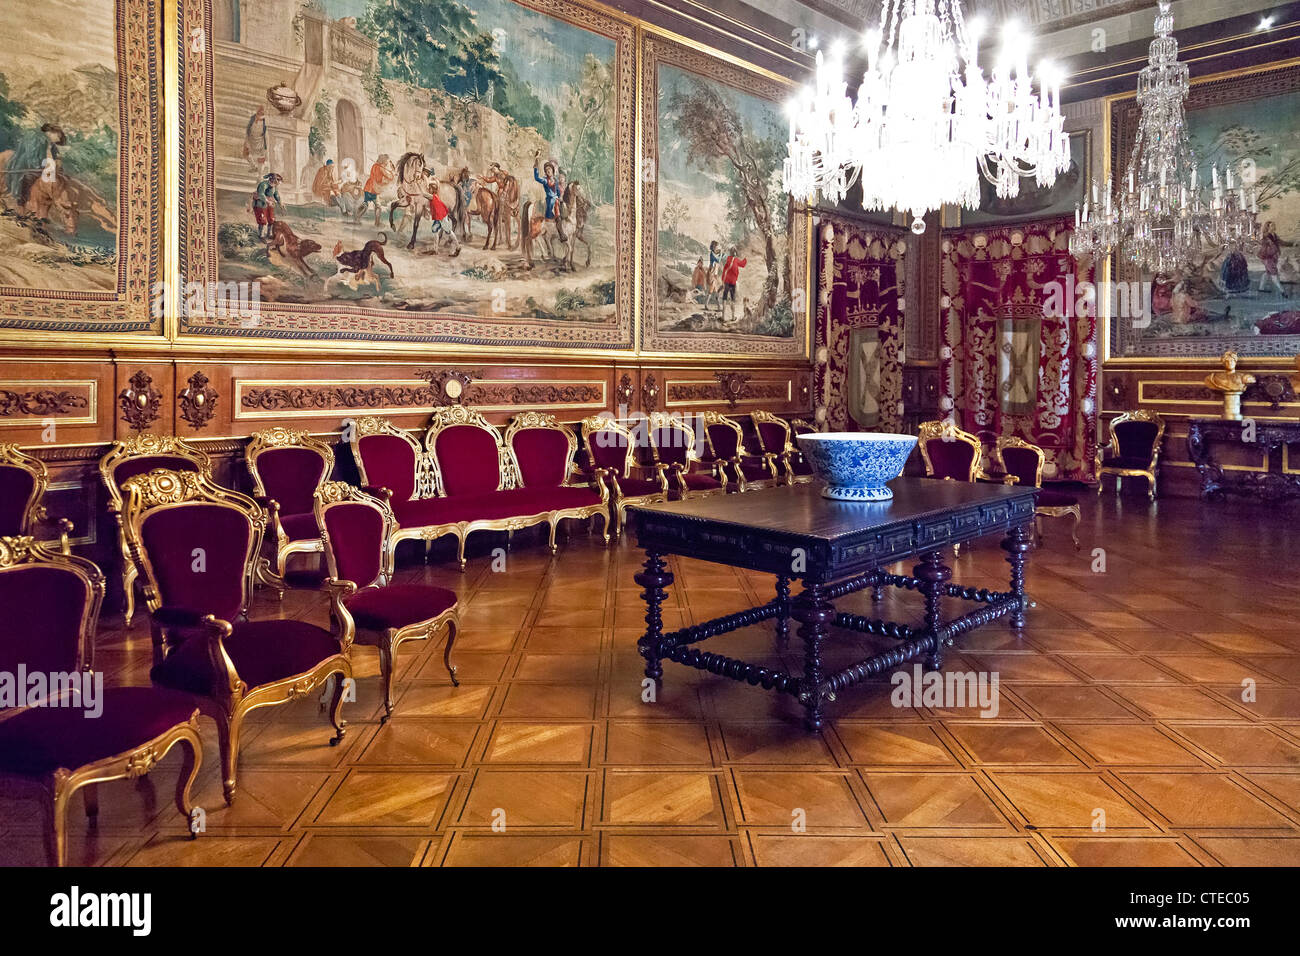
(647, 412), (725, 500)
(578, 415), (668, 536)
(751, 411), (810, 485)
(788, 419), (818, 482)
(504, 412), (610, 546)
(120, 468), (351, 805)
(245, 427), (335, 584)
(699, 412), (778, 492)
(917, 420), (996, 482)
(99, 434), (214, 627)
(0, 443), (74, 552)
(995, 436), (1081, 549)
(316, 482), (461, 721)
(0, 537), (202, 866)
(1097, 409), (1165, 501)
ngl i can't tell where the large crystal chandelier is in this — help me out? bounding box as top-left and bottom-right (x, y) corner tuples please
(782, 0), (1071, 233)
(1069, 1), (1258, 274)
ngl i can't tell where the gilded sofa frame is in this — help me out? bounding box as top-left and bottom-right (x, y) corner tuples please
(504, 411), (611, 546)
(1096, 409), (1165, 501)
(647, 412), (725, 500)
(245, 426), (335, 580)
(120, 469), (350, 805)
(995, 436), (1080, 549)
(579, 415), (668, 536)
(99, 435), (214, 627)
(315, 481), (461, 721)
(0, 536), (201, 867)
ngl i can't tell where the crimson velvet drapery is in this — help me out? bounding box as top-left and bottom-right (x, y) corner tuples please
(816, 218), (907, 432)
(939, 219), (1098, 481)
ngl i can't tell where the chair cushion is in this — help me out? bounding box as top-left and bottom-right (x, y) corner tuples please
(681, 472), (722, 490)
(345, 584), (457, 631)
(1000, 446), (1043, 486)
(0, 563), (92, 676)
(431, 425), (502, 497)
(255, 446), (328, 517)
(0, 687), (198, 776)
(585, 430), (631, 472)
(356, 434), (418, 503)
(140, 503), (252, 624)
(1036, 489), (1079, 508)
(152, 619), (340, 694)
(0, 465), (37, 536)
(754, 421), (788, 456)
(393, 487), (601, 528)
(510, 428), (571, 487)
(322, 500), (385, 588)
(705, 424), (741, 460)
(924, 439), (978, 481)
(614, 477), (663, 497)
(279, 511), (319, 542)
(1101, 455), (1153, 471)
(1113, 421), (1160, 458)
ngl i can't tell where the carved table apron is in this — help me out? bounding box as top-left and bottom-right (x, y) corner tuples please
(629, 479), (1038, 731)
(1187, 417), (1300, 500)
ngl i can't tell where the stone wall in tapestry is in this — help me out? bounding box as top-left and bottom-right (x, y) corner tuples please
(0, 0), (161, 336)
(179, 0), (635, 349)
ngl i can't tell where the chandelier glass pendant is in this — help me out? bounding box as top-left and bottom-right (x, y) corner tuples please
(782, 0), (1071, 234)
(1069, 1), (1258, 274)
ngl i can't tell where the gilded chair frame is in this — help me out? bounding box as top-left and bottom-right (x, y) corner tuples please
(120, 469), (350, 805)
(504, 412), (611, 548)
(1096, 409), (1165, 501)
(917, 420), (996, 482)
(245, 427), (335, 578)
(699, 411), (777, 493)
(315, 481), (461, 720)
(995, 436), (1080, 549)
(99, 435), (213, 627)
(788, 419), (819, 485)
(646, 412), (725, 500)
(579, 415), (668, 537)
(0, 444), (74, 552)
(348, 415), (443, 557)
(749, 410), (805, 487)
(0, 536), (201, 867)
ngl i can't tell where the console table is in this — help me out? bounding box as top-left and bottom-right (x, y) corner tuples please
(628, 479), (1038, 731)
(1187, 418), (1300, 500)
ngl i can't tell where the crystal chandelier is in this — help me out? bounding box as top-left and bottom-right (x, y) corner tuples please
(1069, 1), (1258, 274)
(782, 0), (1071, 233)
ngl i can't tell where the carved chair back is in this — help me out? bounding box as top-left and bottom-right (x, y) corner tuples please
(995, 436), (1045, 488)
(246, 427), (334, 518)
(348, 417), (431, 503)
(1109, 410), (1165, 464)
(0, 444), (48, 538)
(918, 420), (983, 481)
(120, 469), (264, 626)
(315, 481), (394, 592)
(579, 415), (638, 479)
(751, 411), (794, 459)
(99, 435), (213, 516)
(505, 413), (582, 488)
(425, 405), (514, 496)
(699, 412), (746, 465)
(646, 413), (702, 470)
(0, 537), (104, 694)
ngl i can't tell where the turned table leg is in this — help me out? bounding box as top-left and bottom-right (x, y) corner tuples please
(1002, 521), (1033, 629)
(635, 550), (673, 683)
(914, 550), (953, 670)
(774, 575), (791, 648)
(792, 582), (835, 732)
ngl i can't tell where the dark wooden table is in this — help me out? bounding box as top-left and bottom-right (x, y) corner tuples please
(628, 478), (1038, 730)
(1187, 417), (1300, 500)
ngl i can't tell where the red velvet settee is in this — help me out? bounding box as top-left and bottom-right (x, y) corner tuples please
(349, 409), (609, 570)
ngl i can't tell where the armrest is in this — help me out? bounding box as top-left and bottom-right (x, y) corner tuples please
(361, 485), (394, 502)
(152, 606), (210, 628)
(322, 578), (358, 649)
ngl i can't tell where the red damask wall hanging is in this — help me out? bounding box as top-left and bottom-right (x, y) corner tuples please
(939, 218), (1098, 481)
(816, 218), (908, 432)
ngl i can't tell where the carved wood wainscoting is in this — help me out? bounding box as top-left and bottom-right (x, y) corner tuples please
(0, 350), (812, 606)
(1100, 363), (1300, 498)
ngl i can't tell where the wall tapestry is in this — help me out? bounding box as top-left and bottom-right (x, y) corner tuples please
(0, 0), (161, 335)
(638, 33), (810, 358)
(940, 219), (1098, 482)
(815, 217), (906, 432)
(956, 130), (1089, 228)
(1109, 62), (1300, 359)
(179, 0), (635, 348)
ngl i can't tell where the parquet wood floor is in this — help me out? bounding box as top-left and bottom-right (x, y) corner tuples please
(3, 492), (1299, 866)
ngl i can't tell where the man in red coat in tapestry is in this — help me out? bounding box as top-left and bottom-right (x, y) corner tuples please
(721, 245), (747, 324)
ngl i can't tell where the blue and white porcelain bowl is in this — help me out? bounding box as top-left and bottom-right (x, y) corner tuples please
(795, 432), (918, 501)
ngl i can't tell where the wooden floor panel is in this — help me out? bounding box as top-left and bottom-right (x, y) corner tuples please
(3, 493), (1299, 866)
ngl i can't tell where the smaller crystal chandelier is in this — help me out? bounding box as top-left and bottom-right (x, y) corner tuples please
(783, 0), (1071, 233)
(1070, 1), (1258, 274)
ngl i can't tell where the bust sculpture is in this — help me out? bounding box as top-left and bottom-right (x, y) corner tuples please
(1204, 350), (1256, 421)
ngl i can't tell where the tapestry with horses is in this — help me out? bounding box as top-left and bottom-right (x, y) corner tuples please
(0, 0), (162, 336)
(815, 217), (906, 432)
(939, 218), (1099, 482)
(178, 0), (636, 350)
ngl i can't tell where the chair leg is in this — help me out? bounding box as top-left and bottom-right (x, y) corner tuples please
(599, 512), (610, 547)
(214, 710), (238, 806)
(46, 781), (68, 868)
(327, 668), (349, 745)
(953, 542), (961, 558)
(123, 565), (136, 627)
(424, 539), (433, 563)
(378, 631), (397, 723)
(175, 731), (202, 838)
(1069, 507), (1081, 550)
(456, 532), (468, 573)
(1149, 474), (1157, 501)
(548, 518), (559, 555)
(443, 619), (460, 687)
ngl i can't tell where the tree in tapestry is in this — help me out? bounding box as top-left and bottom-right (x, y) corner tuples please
(210, 0), (620, 323)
